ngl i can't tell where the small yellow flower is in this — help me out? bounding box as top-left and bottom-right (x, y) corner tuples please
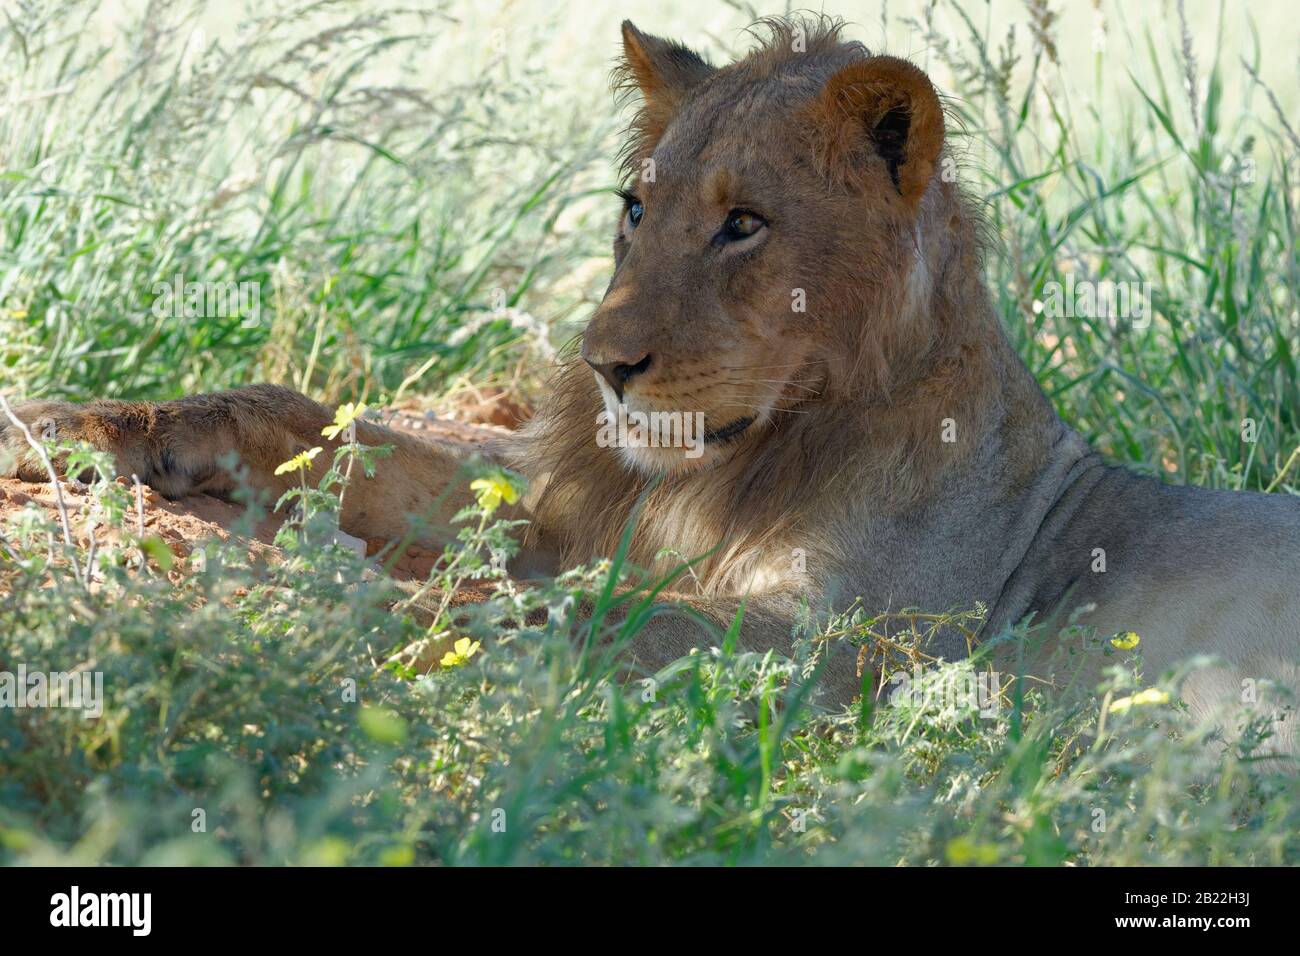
(440, 637), (481, 668)
(470, 471), (521, 514)
(945, 836), (999, 865)
(9, 309), (28, 319)
(274, 446), (323, 476)
(321, 402), (368, 440)
(1108, 688), (1171, 714)
(1111, 631), (1141, 650)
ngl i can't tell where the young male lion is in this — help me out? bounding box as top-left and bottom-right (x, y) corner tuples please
(3, 18), (1297, 751)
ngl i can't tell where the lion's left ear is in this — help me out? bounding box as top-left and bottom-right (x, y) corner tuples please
(807, 55), (944, 209)
(616, 21), (714, 143)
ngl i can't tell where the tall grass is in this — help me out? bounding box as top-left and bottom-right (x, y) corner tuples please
(920, 0), (1300, 491)
(1, 0), (611, 404)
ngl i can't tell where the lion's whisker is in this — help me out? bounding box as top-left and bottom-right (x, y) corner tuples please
(719, 362), (825, 371)
(715, 403), (812, 416)
(724, 393), (816, 403)
(723, 379), (821, 393)
(722, 377), (820, 385)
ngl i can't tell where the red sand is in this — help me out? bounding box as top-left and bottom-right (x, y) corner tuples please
(0, 408), (512, 584)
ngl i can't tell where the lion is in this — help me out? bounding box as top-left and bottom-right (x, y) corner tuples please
(3, 17), (1297, 752)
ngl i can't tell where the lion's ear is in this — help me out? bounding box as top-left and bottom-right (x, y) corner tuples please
(807, 55), (944, 208)
(616, 21), (714, 136)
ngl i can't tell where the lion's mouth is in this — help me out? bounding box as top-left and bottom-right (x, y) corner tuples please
(703, 415), (755, 444)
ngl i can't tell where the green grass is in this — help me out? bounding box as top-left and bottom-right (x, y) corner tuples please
(2, 465), (1296, 865)
(0, 0), (611, 403)
(2, 0), (1299, 865)
(2, 462), (1295, 866)
(962, 0), (1300, 493)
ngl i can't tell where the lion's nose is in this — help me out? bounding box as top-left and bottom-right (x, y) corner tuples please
(586, 354), (652, 401)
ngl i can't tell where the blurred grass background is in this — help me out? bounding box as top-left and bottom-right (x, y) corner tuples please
(2, 0), (1298, 491)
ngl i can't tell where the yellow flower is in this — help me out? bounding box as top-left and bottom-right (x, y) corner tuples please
(274, 446), (323, 476)
(1110, 631), (1140, 650)
(469, 471), (521, 514)
(9, 309), (28, 319)
(1108, 688), (1171, 714)
(945, 836), (999, 866)
(321, 402), (368, 440)
(441, 637), (481, 668)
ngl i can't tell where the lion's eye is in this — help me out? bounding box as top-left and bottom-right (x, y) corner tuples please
(619, 191), (644, 234)
(720, 209), (766, 242)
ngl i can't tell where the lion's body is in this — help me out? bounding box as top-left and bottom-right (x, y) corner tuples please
(3, 17), (1296, 753)
(993, 465), (1300, 731)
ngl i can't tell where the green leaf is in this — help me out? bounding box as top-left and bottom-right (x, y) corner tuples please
(358, 706), (407, 745)
(138, 535), (173, 572)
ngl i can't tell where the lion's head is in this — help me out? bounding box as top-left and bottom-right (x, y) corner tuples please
(579, 17), (953, 474)
(517, 17), (1012, 580)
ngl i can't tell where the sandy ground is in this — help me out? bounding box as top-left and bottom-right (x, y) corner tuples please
(0, 402), (521, 585)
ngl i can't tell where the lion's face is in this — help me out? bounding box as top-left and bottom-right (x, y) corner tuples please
(582, 126), (821, 473)
(580, 21), (946, 474)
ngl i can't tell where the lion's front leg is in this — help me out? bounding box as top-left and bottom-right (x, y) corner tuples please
(0, 384), (512, 549)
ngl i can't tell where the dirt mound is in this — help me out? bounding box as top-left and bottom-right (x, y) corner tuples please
(0, 408), (510, 584)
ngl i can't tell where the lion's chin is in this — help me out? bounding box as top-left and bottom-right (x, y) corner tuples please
(610, 414), (761, 475)
(592, 373), (766, 473)
(615, 441), (724, 475)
